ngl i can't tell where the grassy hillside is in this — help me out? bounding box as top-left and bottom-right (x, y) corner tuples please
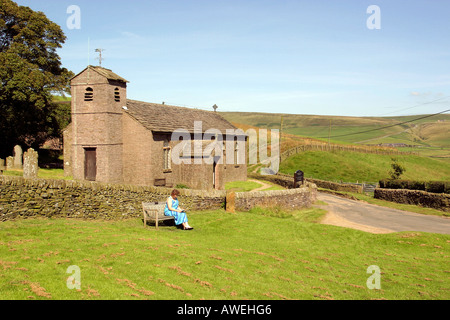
(221, 112), (450, 149)
(222, 112), (450, 178)
(229, 121), (326, 153)
(279, 150), (450, 183)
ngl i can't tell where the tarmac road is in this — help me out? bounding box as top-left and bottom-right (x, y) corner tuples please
(316, 192), (450, 235)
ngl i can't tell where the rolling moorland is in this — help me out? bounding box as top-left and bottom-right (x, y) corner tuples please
(221, 112), (450, 150)
(221, 112), (450, 183)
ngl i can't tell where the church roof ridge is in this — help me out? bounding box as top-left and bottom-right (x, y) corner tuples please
(124, 99), (242, 134)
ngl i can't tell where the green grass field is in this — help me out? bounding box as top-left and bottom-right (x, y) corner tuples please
(2, 168), (72, 180)
(0, 208), (449, 300)
(279, 150), (450, 183)
(225, 180), (284, 192)
(221, 111), (450, 158)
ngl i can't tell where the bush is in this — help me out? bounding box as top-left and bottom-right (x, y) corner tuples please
(379, 179), (449, 194)
(425, 181), (448, 194)
(408, 180), (426, 191)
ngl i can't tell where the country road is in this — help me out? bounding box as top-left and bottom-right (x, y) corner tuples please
(315, 192), (450, 235)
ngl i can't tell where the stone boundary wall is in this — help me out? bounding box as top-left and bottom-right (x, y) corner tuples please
(250, 172), (363, 193)
(233, 186), (317, 212)
(0, 176), (225, 221)
(306, 178), (363, 194)
(374, 188), (450, 212)
(0, 176), (317, 221)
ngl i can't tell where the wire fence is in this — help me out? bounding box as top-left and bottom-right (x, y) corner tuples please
(280, 143), (418, 162)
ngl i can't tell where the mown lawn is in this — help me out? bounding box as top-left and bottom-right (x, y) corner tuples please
(2, 168), (72, 180)
(0, 207), (448, 300)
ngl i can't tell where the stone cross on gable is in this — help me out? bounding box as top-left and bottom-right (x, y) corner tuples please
(212, 104), (218, 112)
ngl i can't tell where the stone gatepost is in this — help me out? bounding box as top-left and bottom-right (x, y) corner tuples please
(13, 145), (23, 169)
(226, 190), (236, 213)
(23, 148), (39, 179)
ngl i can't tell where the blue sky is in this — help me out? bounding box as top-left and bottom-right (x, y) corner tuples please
(15, 0), (450, 116)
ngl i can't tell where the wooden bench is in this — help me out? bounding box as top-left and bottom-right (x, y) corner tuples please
(142, 201), (174, 229)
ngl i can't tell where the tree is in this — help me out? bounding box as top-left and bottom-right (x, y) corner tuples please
(389, 157), (405, 180)
(0, 0), (74, 158)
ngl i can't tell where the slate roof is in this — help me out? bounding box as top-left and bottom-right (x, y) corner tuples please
(71, 65), (129, 83)
(125, 99), (242, 134)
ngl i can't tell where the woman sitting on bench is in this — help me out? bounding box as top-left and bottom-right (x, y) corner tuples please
(164, 189), (193, 230)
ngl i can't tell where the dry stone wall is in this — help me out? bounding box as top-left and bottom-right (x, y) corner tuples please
(234, 185), (317, 211)
(306, 178), (363, 194)
(0, 176), (317, 221)
(249, 172), (363, 193)
(0, 176), (225, 221)
(374, 188), (450, 212)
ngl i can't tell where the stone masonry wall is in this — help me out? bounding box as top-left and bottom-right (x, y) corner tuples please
(306, 178), (363, 194)
(0, 176), (317, 221)
(374, 188), (450, 212)
(250, 172), (363, 193)
(234, 185), (317, 211)
(0, 176), (225, 221)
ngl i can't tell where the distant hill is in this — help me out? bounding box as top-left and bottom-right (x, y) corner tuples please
(221, 112), (450, 160)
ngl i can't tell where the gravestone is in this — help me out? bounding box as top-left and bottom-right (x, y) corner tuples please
(6, 157), (14, 170)
(0, 159), (4, 174)
(23, 148), (39, 179)
(13, 145), (23, 169)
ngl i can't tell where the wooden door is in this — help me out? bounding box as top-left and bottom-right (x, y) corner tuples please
(84, 148), (97, 181)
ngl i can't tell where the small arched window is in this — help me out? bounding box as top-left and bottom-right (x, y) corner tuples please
(114, 88), (120, 102)
(84, 87), (93, 101)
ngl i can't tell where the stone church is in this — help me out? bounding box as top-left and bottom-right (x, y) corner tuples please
(63, 66), (247, 190)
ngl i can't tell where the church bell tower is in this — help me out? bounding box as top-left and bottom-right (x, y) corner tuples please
(70, 65), (128, 183)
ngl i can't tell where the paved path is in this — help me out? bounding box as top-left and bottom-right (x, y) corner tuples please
(316, 192), (450, 235)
